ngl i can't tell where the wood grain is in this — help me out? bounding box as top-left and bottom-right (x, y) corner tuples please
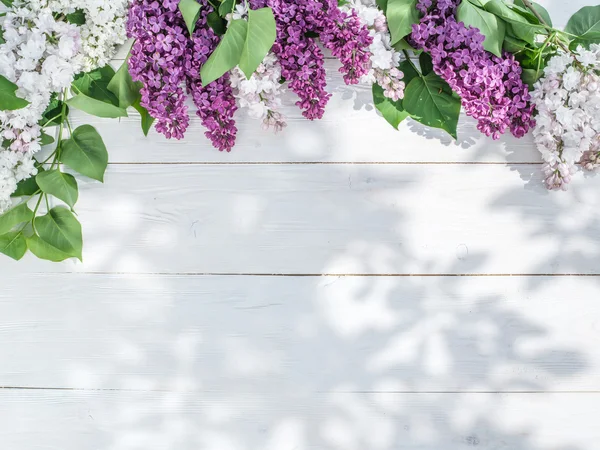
(0, 274), (598, 391)
(1, 164), (598, 274)
(0, 389), (599, 450)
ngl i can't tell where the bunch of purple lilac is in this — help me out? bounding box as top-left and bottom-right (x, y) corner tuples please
(250, 0), (372, 120)
(127, 0), (237, 151)
(411, 0), (535, 139)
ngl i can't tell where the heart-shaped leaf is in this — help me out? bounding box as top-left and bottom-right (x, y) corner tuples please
(238, 8), (277, 79)
(387, 0), (419, 44)
(372, 84), (409, 129)
(0, 202), (33, 235)
(27, 234), (72, 262)
(403, 72), (461, 139)
(201, 19), (248, 85)
(60, 125), (108, 182)
(0, 231), (27, 261)
(179, 0), (202, 35)
(108, 59), (141, 109)
(34, 207), (82, 261)
(36, 169), (79, 208)
(565, 5), (600, 42)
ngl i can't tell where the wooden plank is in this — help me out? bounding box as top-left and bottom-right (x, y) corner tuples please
(74, 62), (539, 164)
(1, 164), (598, 274)
(0, 389), (598, 449)
(0, 274), (598, 391)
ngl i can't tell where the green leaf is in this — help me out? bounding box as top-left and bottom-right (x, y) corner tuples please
(201, 19), (248, 85)
(218, 0), (235, 16)
(72, 66), (118, 105)
(66, 9), (86, 25)
(398, 60), (420, 85)
(0, 74), (29, 111)
(403, 72), (461, 139)
(0, 0), (13, 7)
(36, 169), (79, 208)
(338, 0), (349, 5)
(0, 231), (27, 261)
(0, 202), (33, 235)
(66, 93), (128, 118)
(393, 38), (419, 52)
(484, 0), (541, 43)
(60, 125), (108, 182)
(12, 169), (42, 197)
(503, 34), (529, 52)
(34, 207), (83, 261)
(513, 0), (551, 26)
(521, 68), (540, 86)
(40, 132), (55, 146)
(372, 84), (409, 129)
(565, 5), (600, 42)
(207, 11), (227, 36)
(40, 98), (68, 126)
(132, 99), (155, 136)
(108, 60), (141, 109)
(387, 0), (419, 44)
(179, 0), (202, 35)
(238, 8), (276, 79)
(457, 0), (505, 56)
(376, 0), (388, 10)
(419, 53), (434, 75)
(27, 234), (72, 262)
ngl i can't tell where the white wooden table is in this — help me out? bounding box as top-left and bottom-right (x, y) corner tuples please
(1, 2), (599, 448)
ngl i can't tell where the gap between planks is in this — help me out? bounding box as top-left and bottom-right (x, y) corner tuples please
(3, 386), (600, 394)
(27, 272), (600, 276)
(105, 161), (545, 165)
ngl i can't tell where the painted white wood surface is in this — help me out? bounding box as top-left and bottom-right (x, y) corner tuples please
(1, 164), (599, 275)
(0, 275), (598, 391)
(1, 1), (599, 449)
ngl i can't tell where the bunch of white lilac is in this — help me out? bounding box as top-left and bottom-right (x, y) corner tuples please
(47, 0), (129, 71)
(0, 0), (127, 213)
(532, 44), (600, 191)
(228, 3), (287, 132)
(342, 0), (405, 101)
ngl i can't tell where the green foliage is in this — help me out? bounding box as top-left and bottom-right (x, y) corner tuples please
(372, 84), (409, 129)
(33, 207), (83, 261)
(12, 169), (42, 197)
(403, 72), (461, 139)
(108, 60), (141, 109)
(41, 98), (69, 126)
(61, 125), (109, 182)
(0, 74), (29, 111)
(239, 8), (277, 79)
(483, 0), (542, 43)
(73, 66), (119, 105)
(207, 11), (227, 35)
(133, 99), (155, 137)
(202, 19), (248, 84)
(457, 0), (505, 56)
(202, 7), (277, 84)
(66, 9), (86, 25)
(386, 0), (419, 44)
(218, 0), (235, 17)
(179, 0), (202, 35)
(36, 170), (79, 209)
(0, 0), (13, 7)
(0, 202), (33, 235)
(67, 93), (128, 118)
(0, 231), (27, 261)
(565, 5), (600, 43)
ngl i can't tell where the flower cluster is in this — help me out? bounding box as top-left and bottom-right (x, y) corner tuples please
(231, 54), (287, 132)
(0, 1), (83, 213)
(250, 0), (372, 120)
(411, 0), (535, 139)
(342, 0), (405, 101)
(127, 0), (238, 150)
(531, 45), (600, 190)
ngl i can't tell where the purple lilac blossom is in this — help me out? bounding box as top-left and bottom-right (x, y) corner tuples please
(250, 0), (372, 120)
(411, 0), (535, 139)
(127, 0), (237, 151)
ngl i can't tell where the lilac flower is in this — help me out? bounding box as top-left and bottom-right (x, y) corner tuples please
(250, 0), (372, 120)
(127, 0), (237, 151)
(411, 0), (535, 139)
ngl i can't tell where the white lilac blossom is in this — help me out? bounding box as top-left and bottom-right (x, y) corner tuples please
(230, 53), (287, 132)
(532, 45), (600, 191)
(0, 0), (127, 212)
(341, 0), (405, 101)
(227, 3), (287, 132)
